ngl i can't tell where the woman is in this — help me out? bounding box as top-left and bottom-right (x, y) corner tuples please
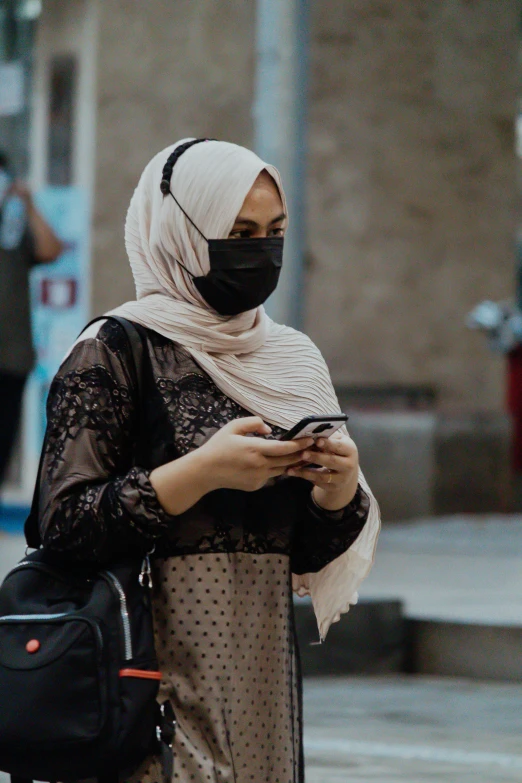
(40, 138), (380, 782)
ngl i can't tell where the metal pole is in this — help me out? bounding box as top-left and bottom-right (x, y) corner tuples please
(253, 0), (309, 329)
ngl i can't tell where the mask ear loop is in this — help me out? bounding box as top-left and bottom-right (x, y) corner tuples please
(162, 187), (208, 280)
(162, 187), (207, 245)
(159, 139), (215, 280)
(160, 137), (213, 243)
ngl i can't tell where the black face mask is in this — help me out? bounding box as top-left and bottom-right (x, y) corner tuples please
(192, 236), (283, 316)
(161, 169), (283, 316)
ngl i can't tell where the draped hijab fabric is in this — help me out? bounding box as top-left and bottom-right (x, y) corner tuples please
(105, 139), (380, 638)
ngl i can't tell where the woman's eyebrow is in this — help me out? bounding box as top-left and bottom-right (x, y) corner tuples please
(232, 218), (259, 228)
(232, 213), (287, 228)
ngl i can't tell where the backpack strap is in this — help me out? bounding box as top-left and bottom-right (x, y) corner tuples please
(96, 772), (119, 783)
(93, 701), (174, 783)
(158, 699), (176, 783)
(24, 315), (145, 550)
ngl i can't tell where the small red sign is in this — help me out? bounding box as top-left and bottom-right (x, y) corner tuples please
(41, 278), (77, 308)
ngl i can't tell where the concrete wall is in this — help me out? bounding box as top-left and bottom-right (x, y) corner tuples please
(346, 410), (511, 520)
(91, 0), (256, 315)
(306, 0), (518, 413)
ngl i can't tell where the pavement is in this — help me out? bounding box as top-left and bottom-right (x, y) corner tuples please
(0, 532), (24, 577)
(359, 514), (522, 627)
(304, 675), (522, 782)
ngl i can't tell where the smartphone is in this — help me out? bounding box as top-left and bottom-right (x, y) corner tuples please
(279, 414), (348, 441)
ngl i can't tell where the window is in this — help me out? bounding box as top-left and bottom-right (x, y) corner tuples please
(47, 54), (76, 186)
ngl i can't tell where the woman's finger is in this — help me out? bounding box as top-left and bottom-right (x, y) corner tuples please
(256, 436), (314, 457)
(301, 450), (348, 472)
(265, 453), (312, 469)
(315, 435), (355, 457)
(287, 466), (341, 485)
(269, 465), (294, 477)
(229, 416), (271, 436)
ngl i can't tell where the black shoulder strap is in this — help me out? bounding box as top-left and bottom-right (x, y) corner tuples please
(24, 315), (145, 550)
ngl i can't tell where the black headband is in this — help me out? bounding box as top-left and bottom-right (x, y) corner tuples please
(160, 138), (213, 195)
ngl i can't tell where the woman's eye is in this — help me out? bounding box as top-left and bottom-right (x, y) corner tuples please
(228, 226), (285, 238)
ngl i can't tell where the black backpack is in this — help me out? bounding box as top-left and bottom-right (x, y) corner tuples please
(0, 316), (175, 783)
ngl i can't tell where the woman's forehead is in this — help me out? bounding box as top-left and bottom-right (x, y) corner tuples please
(237, 172), (283, 216)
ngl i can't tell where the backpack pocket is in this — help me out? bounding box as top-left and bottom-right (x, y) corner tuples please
(0, 614), (106, 748)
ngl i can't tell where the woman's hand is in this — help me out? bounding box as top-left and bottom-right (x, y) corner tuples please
(286, 432), (359, 511)
(150, 417), (313, 515)
(199, 417), (314, 492)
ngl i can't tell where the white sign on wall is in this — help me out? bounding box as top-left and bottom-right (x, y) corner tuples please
(0, 61), (25, 116)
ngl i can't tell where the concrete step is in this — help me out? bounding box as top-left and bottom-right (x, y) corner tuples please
(295, 598), (406, 676)
(296, 601), (522, 683)
(407, 619), (522, 682)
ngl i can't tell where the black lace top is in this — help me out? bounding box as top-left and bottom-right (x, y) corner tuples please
(39, 320), (369, 572)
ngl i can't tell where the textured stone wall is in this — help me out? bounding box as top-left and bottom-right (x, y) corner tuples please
(91, 0), (255, 314)
(306, 0), (518, 412)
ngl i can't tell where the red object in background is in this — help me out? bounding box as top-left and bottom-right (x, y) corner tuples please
(41, 278), (77, 308)
(507, 346), (522, 471)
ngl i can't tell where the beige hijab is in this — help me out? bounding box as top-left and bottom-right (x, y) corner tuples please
(108, 139), (380, 638)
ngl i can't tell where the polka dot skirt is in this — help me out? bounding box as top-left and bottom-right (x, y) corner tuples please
(128, 552), (302, 783)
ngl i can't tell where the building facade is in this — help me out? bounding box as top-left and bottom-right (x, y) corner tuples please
(0, 0), (518, 518)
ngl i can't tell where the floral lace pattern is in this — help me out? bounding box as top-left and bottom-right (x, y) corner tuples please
(39, 320), (369, 568)
(44, 364), (133, 479)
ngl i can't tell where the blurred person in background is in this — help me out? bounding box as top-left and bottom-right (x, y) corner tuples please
(37, 139), (380, 782)
(0, 150), (63, 487)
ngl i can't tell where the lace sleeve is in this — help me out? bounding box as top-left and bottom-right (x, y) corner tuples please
(39, 328), (171, 562)
(290, 485), (370, 575)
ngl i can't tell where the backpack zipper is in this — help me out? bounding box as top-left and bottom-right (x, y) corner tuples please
(0, 612), (67, 621)
(103, 571), (133, 661)
(0, 613), (104, 650)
